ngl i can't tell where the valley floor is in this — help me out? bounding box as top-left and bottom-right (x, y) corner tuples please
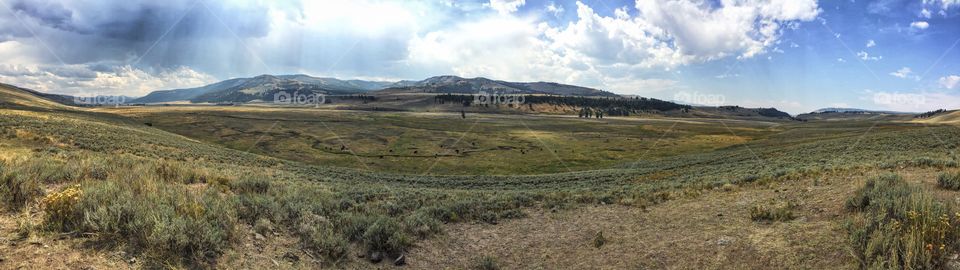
(1, 94), (959, 269)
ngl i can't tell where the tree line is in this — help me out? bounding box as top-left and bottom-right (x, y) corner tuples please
(434, 94), (690, 116)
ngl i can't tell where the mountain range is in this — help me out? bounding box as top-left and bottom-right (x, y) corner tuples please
(133, 74), (394, 103)
(132, 74), (617, 103)
(808, 108), (914, 114)
(378, 75), (617, 97)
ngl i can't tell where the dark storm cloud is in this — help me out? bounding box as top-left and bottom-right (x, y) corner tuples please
(46, 65), (99, 78)
(1, 0), (280, 66)
(9, 0), (273, 40)
(10, 0), (80, 33)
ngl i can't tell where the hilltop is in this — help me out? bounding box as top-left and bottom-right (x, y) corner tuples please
(0, 83), (75, 111)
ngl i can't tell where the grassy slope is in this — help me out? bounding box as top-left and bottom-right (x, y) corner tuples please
(0, 84), (75, 111)
(918, 110), (960, 124)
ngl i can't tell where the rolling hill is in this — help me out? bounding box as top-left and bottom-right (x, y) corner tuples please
(796, 108), (917, 121)
(915, 109), (960, 124)
(0, 83), (75, 110)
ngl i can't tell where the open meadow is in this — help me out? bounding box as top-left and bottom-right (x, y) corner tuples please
(3, 85), (960, 269)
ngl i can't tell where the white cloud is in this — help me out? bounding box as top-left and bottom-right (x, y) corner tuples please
(0, 64), (215, 96)
(543, 2), (691, 68)
(923, 0), (960, 13)
(545, 1), (564, 17)
(867, 90), (959, 111)
(407, 17), (551, 80)
(889, 67), (918, 80)
(406, 0), (819, 96)
(910, 21), (930, 30)
(604, 78), (680, 94)
(921, 8), (932, 18)
(943, 0), (960, 9)
(857, 51), (882, 61)
(940, 75), (960, 89)
(633, 0), (821, 61)
(488, 0), (526, 15)
(0, 0), (821, 97)
(837, 58), (846, 63)
(866, 39), (876, 48)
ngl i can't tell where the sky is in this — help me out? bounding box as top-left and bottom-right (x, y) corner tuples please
(0, 0), (958, 114)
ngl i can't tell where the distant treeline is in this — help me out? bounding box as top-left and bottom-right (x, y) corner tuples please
(334, 94), (377, 103)
(718, 106), (795, 119)
(915, 109), (947, 118)
(434, 94), (690, 116)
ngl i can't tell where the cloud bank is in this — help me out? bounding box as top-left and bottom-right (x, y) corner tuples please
(0, 0), (821, 96)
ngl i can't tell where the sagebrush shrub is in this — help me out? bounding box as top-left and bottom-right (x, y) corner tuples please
(937, 171), (960, 190)
(403, 211), (442, 239)
(230, 176), (271, 194)
(845, 174), (960, 269)
(298, 222), (348, 261)
(362, 217), (409, 255)
(473, 256), (500, 270)
(44, 176), (238, 267)
(154, 160), (211, 184)
(254, 218), (273, 235)
(39, 184), (82, 231)
(236, 193), (279, 223)
(1, 168), (43, 211)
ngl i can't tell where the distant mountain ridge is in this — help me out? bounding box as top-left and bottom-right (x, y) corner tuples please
(2, 81), (803, 121)
(379, 75), (618, 97)
(809, 108), (912, 114)
(133, 74), (619, 103)
(133, 74), (392, 103)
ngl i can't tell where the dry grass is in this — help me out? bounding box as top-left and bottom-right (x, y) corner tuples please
(398, 175), (858, 269)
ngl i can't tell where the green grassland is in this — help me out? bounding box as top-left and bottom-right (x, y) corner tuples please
(3, 89), (960, 268)
(103, 106), (779, 175)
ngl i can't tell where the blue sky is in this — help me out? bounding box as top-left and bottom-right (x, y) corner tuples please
(0, 0), (958, 113)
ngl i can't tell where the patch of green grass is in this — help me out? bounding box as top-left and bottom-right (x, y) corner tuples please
(473, 255), (500, 270)
(912, 157), (958, 168)
(844, 174), (960, 269)
(749, 201), (796, 223)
